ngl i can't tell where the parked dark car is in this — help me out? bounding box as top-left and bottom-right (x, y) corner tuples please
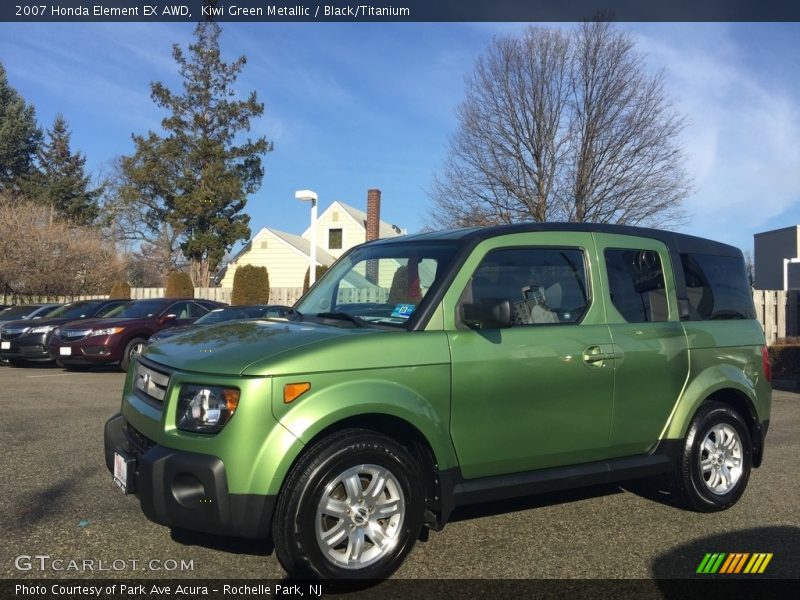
(0, 304), (63, 365)
(0, 304), (62, 328)
(47, 298), (225, 372)
(147, 304), (291, 345)
(0, 299), (130, 366)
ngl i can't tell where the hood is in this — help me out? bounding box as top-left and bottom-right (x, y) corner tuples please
(150, 324), (195, 341)
(1, 316), (89, 331)
(142, 320), (373, 375)
(59, 317), (150, 331)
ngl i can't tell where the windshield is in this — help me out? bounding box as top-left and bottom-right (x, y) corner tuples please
(46, 301), (103, 319)
(195, 306), (273, 325)
(0, 305), (44, 319)
(103, 300), (168, 318)
(296, 242), (458, 328)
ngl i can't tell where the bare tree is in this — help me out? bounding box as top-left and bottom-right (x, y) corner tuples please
(0, 193), (127, 295)
(743, 250), (755, 287)
(430, 21), (690, 229)
(431, 27), (571, 226)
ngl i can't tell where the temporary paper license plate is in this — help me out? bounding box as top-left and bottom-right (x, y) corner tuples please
(113, 450), (134, 494)
(0, 341), (9, 350)
(59, 346), (71, 356)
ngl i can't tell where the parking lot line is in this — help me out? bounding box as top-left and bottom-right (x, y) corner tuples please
(25, 373), (85, 378)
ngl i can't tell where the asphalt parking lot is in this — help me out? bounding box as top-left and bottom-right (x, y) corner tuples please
(1, 363), (798, 582)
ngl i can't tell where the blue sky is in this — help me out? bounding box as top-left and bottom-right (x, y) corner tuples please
(1, 22), (798, 257)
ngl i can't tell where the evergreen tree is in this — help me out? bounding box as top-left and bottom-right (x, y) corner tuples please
(0, 63), (42, 192)
(30, 114), (100, 225)
(119, 22), (271, 287)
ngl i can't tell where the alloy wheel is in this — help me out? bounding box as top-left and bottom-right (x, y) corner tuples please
(314, 464), (405, 569)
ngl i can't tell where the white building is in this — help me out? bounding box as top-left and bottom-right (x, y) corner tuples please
(217, 189), (404, 289)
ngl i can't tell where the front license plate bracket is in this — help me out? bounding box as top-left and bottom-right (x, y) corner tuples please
(113, 449), (136, 495)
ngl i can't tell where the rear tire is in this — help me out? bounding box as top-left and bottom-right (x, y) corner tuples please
(272, 429), (424, 579)
(120, 337), (146, 372)
(669, 401), (752, 512)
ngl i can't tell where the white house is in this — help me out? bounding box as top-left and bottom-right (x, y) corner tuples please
(217, 189), (405, 289)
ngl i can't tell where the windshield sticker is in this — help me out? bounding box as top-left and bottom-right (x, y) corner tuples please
(391, 304), (416, 319)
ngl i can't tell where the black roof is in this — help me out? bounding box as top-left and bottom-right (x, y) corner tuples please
(369, 222), (743, 258)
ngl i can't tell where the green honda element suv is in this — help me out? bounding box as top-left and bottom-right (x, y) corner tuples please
(104, 223), (771, 579)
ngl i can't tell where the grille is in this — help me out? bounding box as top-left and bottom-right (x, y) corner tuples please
(1, 326), (28, 340)
(126, 424), (156, 455)
(59, 328), (91, 342)
(134, 360), (171, 406)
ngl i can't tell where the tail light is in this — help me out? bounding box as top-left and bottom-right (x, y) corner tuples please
(762, 345), (771, 383)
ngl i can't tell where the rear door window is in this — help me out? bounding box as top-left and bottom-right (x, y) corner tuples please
(188, 302), (211, 318)
(604, 248), (668, 323)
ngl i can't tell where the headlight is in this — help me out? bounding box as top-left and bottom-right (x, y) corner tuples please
(88, 327), (124, 337)
(28, 325), (55, 334)
(177, 385), (240, 433)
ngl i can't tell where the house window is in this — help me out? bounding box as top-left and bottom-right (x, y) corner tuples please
(329, 228), (343, 250)
(260, 240), (268, 249)
(332, 211), (339, 222)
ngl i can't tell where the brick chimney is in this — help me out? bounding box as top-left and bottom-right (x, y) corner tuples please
(366, 189), (381, 284)
(366, 188), (381, 242)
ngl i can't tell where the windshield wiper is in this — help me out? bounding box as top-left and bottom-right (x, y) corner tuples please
(315, 311), (367, 327)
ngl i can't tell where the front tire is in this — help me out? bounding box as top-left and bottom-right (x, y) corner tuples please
(120, 337), (146, 372)
(670, 401), (752, 512)
(272, 429), (424, 579)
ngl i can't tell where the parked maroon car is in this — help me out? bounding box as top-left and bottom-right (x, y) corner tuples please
(47, 298), (225, 371)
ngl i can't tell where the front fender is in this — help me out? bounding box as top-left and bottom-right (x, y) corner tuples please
(271, 367), (456, 481)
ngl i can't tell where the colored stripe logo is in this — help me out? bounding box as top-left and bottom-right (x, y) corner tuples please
(697, 553), (773, 574)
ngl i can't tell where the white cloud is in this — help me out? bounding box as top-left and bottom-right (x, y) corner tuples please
(635, 24), (800, 248)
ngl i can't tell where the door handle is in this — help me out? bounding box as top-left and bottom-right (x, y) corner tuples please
(582, 346), (619, 365)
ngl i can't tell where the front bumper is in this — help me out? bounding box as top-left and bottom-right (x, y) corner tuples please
(48, 335), (122, 365)
(103, 413), (275, 539)
(1, 332), (53, 362)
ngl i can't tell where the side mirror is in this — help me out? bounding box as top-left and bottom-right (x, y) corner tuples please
(460, 298), (513, 329)
(160, 314), (177, 325)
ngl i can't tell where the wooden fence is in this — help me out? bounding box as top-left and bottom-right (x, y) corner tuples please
(3, 287), (796, 342)
(753, 289), (796, 344)
(0, 287), (306, 307)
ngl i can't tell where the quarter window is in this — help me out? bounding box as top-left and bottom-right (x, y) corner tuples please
(604, 248), (668, 323)
(466, 248), (590, 325)
(681, 253), (754, 320)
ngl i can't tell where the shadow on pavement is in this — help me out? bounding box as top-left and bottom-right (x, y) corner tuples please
(651, 525), (800, 579)
(170, 527), (274, 557)
(448, 482), (624, 523)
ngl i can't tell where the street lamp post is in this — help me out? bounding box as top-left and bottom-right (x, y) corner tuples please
(295, 189), (318, 286)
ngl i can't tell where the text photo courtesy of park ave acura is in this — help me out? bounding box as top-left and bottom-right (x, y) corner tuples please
(2, 1), (800, 598)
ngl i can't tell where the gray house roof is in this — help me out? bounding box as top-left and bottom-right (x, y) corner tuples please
(267, 228), (337, 266)
(337, 202), (404, 239)
(213, 227), (338, 285)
